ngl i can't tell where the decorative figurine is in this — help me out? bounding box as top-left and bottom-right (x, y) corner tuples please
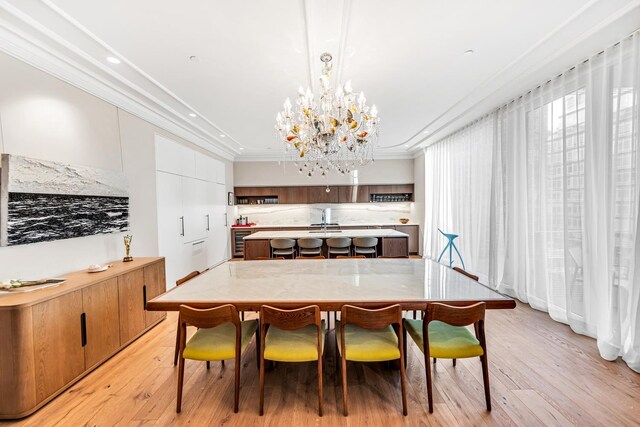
(123, 234), (133, 262)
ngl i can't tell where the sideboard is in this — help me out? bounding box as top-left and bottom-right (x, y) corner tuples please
(0, 257), (166, 419)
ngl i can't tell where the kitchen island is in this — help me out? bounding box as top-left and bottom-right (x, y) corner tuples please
(243, 228), (409, 259)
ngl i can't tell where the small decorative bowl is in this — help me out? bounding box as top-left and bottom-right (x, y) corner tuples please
(399, 218), (409, 224)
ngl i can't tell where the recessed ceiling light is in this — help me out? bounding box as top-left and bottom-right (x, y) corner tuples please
(404, 144), (409, 147)
(423, 130), (431, 134)
(464, 50), (474, 56)
(239, 147), (244, 150)
(220, 134), (226, 138)
(188, 113), (197, 117)
(107, 56), (121, 64)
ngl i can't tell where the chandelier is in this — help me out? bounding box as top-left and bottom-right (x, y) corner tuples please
(275, 52), (380, 176)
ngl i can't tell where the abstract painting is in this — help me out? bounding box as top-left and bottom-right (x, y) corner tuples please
(0, 154), (129, 246)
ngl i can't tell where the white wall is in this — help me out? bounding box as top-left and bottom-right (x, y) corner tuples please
(233, 159), (414, 187)
(0, 51), (232, 280)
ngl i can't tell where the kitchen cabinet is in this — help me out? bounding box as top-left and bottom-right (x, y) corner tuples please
(338, 185), (369, 203)
(0, 258), (166, 420)
(234, 184), (413, 204)
(156, 136), (228, 288)
(396, 225), (419, 254)
(307, 186), (340, 203)
(279, 186), (308, 204)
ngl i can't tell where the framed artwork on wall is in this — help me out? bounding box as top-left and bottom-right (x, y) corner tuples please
(228, 191), (234, 206)
(0, 154), (129, 246)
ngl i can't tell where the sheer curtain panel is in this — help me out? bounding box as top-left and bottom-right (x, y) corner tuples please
(424, 32), (640, 372)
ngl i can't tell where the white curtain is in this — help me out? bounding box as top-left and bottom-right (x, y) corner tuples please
(424, 32), (640, 372)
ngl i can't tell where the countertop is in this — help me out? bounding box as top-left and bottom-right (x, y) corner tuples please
(233, 223), (417, 229)
(244, 228), (409, 240)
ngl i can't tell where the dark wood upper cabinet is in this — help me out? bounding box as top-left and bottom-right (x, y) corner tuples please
(278, 186), (308, 204)
(338, 185), (369, 203)
(234, 184), (412, 204)
(307, 186), (339, 203)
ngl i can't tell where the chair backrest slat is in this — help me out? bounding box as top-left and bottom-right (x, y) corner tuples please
(296, 255), (325, 259)
(176, 271), (200, 286)
(179, 304), (240, 330)
(341, 304), (402, 330)
(260, 305), (321, 330)
(452, 267), (479, 282)
(426, 302), (485, 327)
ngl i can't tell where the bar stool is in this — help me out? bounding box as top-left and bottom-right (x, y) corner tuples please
(327, 237), (352, 259)
(270, 238), (296, 259)
(353, 237), (378, 258)
(297, 238), (323, 258)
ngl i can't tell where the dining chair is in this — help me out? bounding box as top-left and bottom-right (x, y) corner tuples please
(270, 238), (296, 259)
(403, 302), (490, 413)
(326, 237), (352, 258)
(452, 266), (480, 281)
(259, 305), (325, 416)
(352, 237), (378, 258)
(295, 255), (325, 259)
(337, 304), (407, 416)
(173, 271), (200, 366)
(255, 256), (285, 260)
(297, 238), (323, 257)
(176, 304), (259, 413)
(379, 255), (409, 259)
(336, 255), (366, 259)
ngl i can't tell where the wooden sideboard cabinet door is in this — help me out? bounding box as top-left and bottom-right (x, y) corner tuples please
(32, 290), (85, 404)
(117, 268), (146, 345)
(144, 260), (166, 327)
(82, 278), (120, 369)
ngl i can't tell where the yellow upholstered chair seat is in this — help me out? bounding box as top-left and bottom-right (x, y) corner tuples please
(404, 319), (483, 359)
(264, 320), (326, 362)
(336, 321), (401, 362)
(183, 320), (258, 361)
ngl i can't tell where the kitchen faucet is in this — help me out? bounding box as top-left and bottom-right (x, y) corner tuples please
(321, 210), (327, 232)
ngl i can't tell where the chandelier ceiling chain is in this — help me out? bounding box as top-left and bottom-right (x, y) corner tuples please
(275, 52), (380, 177)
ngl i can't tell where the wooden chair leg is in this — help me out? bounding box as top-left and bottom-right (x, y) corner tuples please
(259, 352), (265, 415)
(341, 355), (348, 416)
(255, 327), (261, 371)
(453, 358), (456, 367)
(399, 356), (408, 416)
(234, 353), (240, 413)
(425, 352), (433, 413)
(176, 356), (185, 413)
(481, 355), (492, 411)
(402, 328), (408, 367)
(318, 356), (323, 416)
(221, 360), (225, 367)
(206, 361), (210, 370)
(173, 321), (180, 366)
(433, 358), (437, 364)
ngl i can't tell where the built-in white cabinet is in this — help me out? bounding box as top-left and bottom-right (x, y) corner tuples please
(155, 136), (228, 288)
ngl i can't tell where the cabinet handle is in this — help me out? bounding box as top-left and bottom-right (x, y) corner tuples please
(224, 213), (228, 227)
(143, 285), (147, 310)
(80, 313), (87, 347)
(193, 240), (205, 246)
(180, 216), (185, 236)
(206, 214), (210, 231)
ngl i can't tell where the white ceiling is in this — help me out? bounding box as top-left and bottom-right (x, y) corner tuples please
(1, 0), (639, 160)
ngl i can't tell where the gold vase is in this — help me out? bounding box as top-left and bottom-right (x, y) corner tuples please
(123, 234), (133, 262)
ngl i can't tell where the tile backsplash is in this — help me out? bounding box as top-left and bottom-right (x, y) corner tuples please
(235, 202), (418, 226)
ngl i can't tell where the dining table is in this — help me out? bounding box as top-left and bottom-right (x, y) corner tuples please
(146, 258), (515, 312)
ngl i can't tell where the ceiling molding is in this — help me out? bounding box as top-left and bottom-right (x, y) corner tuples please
(234, 149), (414, 162)
(0, 1), (238, 160)
(405, 0), (640, 151)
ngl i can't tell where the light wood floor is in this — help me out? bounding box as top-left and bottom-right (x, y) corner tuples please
(3, 303), (639, 426)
